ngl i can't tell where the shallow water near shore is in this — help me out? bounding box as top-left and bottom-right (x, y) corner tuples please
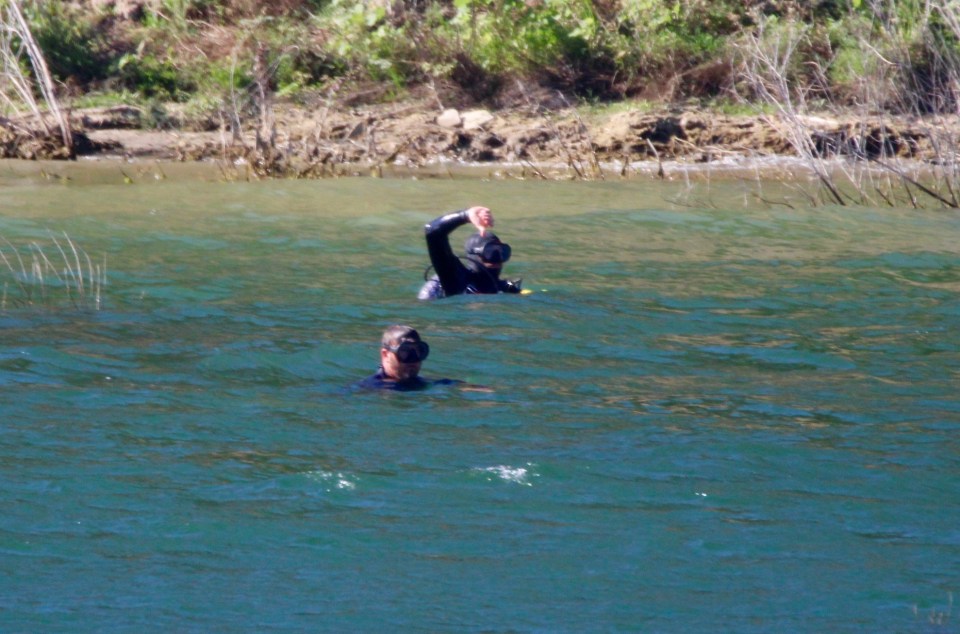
(1, 165), (958, 632)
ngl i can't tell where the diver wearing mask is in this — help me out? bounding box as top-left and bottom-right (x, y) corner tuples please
(355, 324), (459, 391)
(354, 325), (494, 393)
(418, 206), (522, 300)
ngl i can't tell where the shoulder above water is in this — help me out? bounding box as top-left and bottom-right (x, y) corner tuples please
(355, 369), (463, 392)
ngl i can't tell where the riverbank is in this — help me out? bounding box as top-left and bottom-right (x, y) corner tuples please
(5, 93), (960, 181)
(3, 0), (959, 186)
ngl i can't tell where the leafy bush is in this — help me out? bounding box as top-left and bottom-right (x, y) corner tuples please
(116, 53), (195, 100)
(24, 1), (115, 84)
(13, 0), (960, 113)
(312, 0), (424, 86)
(898, 9), (960, 114)
(251, 19), (345, 92)
(824, 1), (960, 114)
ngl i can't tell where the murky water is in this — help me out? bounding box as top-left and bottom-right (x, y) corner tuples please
(1, 161), (958, 632)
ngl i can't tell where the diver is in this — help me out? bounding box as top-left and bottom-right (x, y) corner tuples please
(418, 205), (522, 300)
(356, 325), (461, 391)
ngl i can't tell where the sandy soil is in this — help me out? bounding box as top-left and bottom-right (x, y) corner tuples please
(5, 96), (959, 179)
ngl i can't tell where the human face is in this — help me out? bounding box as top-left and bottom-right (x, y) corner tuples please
(384, 340), (430, 363)
(474, 242), (511, 270)
(380, 340), (428, 381)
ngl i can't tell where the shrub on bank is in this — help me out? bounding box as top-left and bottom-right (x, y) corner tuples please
(23, 1), (115, 86)
(7, 0), (960, 118)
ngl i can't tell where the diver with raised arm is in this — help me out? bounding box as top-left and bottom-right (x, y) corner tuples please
(418, 205), (522, 300)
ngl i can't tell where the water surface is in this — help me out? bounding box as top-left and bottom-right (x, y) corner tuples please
(1, 163), (958, 632)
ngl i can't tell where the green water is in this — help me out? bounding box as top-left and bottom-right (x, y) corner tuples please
(1, 163), (958, 632)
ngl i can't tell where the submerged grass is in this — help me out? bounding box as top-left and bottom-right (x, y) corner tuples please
(0, 233), (105, 313)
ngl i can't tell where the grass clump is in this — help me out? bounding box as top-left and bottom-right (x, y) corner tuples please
(0, 234), (105, 313)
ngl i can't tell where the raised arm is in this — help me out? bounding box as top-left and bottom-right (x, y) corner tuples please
(424, 206), (493, 295)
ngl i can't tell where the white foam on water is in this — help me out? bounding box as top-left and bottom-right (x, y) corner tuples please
(305, 470), (357, 492)
(474, 464), (538, 486)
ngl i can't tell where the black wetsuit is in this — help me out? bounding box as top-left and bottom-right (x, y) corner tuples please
(356, 367), (461, 391)
(418, 210), (522, 300)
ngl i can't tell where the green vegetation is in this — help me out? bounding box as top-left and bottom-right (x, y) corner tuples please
(2, 0), (960, 206)
(4, 0), (955, 117)
(24, 1), (113, 84)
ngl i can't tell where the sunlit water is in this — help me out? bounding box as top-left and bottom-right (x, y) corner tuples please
(1, 161), (958, 632)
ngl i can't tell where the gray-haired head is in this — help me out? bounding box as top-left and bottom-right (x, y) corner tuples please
(381, 324), (422, 349)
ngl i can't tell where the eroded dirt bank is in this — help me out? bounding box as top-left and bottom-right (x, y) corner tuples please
(4, 97), (959, 178)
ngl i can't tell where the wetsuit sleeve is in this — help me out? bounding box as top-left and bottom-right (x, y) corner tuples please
(424, 210), (470, 296)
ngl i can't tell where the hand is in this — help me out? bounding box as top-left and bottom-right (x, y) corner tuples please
(465, 206), (494, 236)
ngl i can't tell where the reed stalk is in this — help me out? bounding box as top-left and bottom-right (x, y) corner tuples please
(0, 0), (73, 152)
(0, 233), (104, 312)
(736, 7), (960, 208)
